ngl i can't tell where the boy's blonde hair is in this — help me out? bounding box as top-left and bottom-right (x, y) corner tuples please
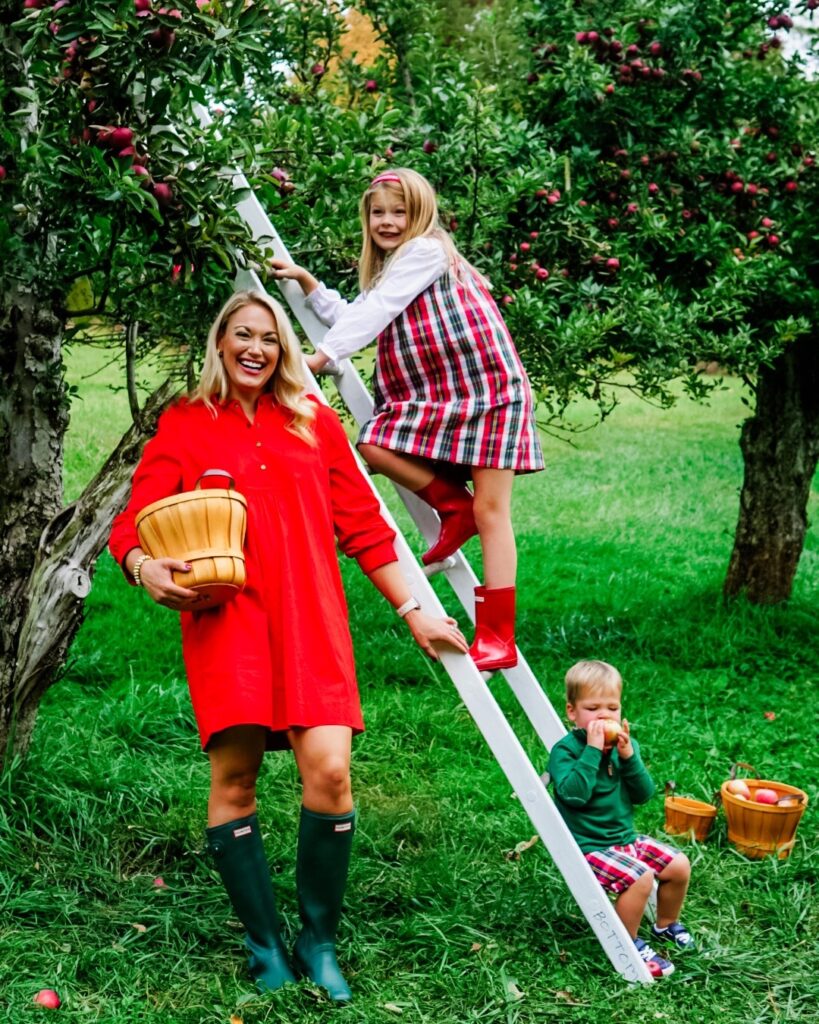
(565, 660), (623, 705)
(193, 290), (316, 444)
(357, 167), (463, 291)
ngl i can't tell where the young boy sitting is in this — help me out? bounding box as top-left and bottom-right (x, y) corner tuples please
(548, 660), (693, 978)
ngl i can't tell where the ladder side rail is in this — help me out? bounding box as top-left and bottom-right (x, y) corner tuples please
(235, 267), (651, 984)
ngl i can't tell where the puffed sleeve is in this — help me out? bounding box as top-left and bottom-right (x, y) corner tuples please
(314, 404), (398, 574)
(316, 237), (449, 364)
(108, 401), (186, 577)
(305, 283), (353, 326)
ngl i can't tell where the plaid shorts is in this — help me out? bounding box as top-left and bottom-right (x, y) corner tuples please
(585, 835), (680, 895)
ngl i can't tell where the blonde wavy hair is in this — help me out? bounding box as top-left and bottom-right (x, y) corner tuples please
(358, 167), (467, 291)
(193, 290), (316, 443)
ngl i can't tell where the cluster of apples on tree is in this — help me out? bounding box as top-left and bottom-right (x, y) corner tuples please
(16, 0), (193, 212)
(571, 22), (703, 95)
(495, 2), (817, 304)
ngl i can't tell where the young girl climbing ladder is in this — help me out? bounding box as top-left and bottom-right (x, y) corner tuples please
(270, 168), (544, 671)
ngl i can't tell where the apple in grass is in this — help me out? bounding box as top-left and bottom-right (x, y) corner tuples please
(33, 989), (61, 1008)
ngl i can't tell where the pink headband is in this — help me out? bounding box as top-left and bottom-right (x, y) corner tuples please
(370, 172), (402, 186)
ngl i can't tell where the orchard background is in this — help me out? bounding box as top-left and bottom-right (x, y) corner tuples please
(0, 1), (817, 1021)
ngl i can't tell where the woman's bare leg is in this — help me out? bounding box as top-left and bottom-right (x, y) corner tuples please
(206, 724), (267, 827)
(288, 725), (354, 814)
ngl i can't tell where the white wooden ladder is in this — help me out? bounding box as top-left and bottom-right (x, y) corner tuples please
(228, 176), (653, 984)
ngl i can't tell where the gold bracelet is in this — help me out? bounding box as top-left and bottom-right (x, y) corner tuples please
(132, 554), (153, 587)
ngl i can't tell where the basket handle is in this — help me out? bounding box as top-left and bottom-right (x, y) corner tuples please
(195, 469), (236, 490)
(664, 780), (676, 797)
(713, 761), (761, 807)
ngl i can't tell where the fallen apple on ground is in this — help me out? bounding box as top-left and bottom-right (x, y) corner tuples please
(33, 989), (61, 1009)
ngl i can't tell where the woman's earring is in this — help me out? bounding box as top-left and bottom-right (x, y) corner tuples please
(218, 350), (224, 360)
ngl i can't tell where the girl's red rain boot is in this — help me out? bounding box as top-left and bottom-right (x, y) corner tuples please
(415, 477), (477, 565)
(469, 585), (518, 672)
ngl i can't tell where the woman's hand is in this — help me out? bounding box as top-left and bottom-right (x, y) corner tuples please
(139, 557), (207, 611)
(404, 610), (468, 660)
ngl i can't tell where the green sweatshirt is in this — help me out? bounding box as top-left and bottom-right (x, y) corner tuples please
(548, 730), (656, 854)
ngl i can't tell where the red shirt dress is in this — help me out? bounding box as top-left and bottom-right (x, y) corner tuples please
(109, 395), (397, 750)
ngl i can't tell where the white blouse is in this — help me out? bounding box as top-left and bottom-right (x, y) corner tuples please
(305, 237), (449, 364)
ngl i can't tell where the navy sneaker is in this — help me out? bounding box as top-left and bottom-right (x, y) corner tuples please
(635, 937), (675, 978)
(651, 921), (695, 951)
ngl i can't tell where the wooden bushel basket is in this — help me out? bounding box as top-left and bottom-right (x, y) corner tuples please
(721, 763), (808, 860)
(663, 782), (717, 842)
(136, 469), (247, 606)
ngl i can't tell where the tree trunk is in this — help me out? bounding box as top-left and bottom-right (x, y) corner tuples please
(0, 285), (68, 762)
(0, 284), (177, 764)
(724, 334), (819, 604)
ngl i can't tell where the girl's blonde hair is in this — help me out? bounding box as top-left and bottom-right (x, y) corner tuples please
(193, 290), (316, 443)
(565, 660), (623, 705)
(358, 167), (468, 291)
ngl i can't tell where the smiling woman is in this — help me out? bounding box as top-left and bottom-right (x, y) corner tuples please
(217, 304), (281, 418)
(107, 290), (467, 1002)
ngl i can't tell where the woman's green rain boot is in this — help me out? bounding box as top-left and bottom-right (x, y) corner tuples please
(206, 813), (296, 992)
(292, 806), (356, 1003)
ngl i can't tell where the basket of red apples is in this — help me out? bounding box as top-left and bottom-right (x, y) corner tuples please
(721, 762), (808, 860)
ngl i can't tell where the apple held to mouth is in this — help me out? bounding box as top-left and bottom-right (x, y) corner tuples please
(600, 719), (621, 745)
(726, 778), (752, 799)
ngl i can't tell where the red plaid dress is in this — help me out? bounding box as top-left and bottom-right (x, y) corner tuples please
(361, 269), (543, 472)
(311, 237), (544, 474)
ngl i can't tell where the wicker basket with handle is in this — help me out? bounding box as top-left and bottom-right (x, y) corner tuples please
(663, 781), (718, 842)
(136, 469), (247, 606)
(720, 762), (808, 860)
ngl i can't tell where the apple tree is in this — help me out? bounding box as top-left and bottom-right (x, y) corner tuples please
(500, 0), (819, 604)
(0, 0), (382, 765)
(328, 0), (819, 604)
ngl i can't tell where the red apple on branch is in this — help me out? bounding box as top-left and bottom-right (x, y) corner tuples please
(152, 181), (173, 206)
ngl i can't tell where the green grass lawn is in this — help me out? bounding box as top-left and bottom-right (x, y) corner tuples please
(1, 363), (817, 1023)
